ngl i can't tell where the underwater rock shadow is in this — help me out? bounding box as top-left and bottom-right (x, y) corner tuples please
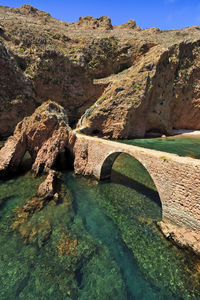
(0, 195), (15, 211)
(110, 170), (162, 208)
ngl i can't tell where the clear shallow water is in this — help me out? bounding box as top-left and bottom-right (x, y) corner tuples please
(118, 136), (200, 159)
(0, 137), (200, 299)
(66, 173), (164, 300)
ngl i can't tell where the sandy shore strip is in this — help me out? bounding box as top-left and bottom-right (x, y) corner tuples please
(172, 129), (200, 136)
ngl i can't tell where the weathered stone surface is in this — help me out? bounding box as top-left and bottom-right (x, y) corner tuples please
(0, 101), (72, 176)
(15, 4), (51, 18)
(78, 42), (200, 138)
(37, 170), (58, 199)
(0, 43), (36, 137)
(76, 16), (113, 30)
(31, 50), (105, 125)
(117, 19), (141, 31)
(72, 133), (200, 254)
(158, 221), (200, 256)
(0, 134), (26, 176)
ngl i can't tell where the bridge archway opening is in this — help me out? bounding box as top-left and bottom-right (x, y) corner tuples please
(100, 152), (162, 208)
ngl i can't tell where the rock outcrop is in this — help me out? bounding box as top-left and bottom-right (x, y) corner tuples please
(76, 16), (113, 30)
(15, 4), (51, 18)
(117, 19), (141, 31)
(37, 169), (59, 200)
(0, 101), (73, 177)
(1, 4), (200, 138)
(158, 221), (200, 256)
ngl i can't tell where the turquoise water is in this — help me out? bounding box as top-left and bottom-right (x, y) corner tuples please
(0, 137), (200, 299)
(118, 135), (200, 159)
(66, 174), (165, 299)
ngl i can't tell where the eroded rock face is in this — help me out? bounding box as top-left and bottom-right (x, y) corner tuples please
(37, 170), (58, 199)
(0, 6), (107, 137)
(0, 101), (73, 177)
(1, 4), (200, 138)
(0, 43), (36, 137)
(32, 50), (105, 124)
(78, 41), (200, 138)
(15, 4), (51, 18)
(76, 16), (113, 30)
(117, 19), (141, 31)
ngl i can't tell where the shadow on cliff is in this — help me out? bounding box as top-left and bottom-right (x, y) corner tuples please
(110, 170), (162, 208)
(55, 148), (74, 172)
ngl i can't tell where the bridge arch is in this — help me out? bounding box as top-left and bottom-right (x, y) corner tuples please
(99, 150), (163, 208)
(73, 134), (200, 251)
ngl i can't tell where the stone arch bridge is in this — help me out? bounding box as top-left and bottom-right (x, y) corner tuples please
(72, 133), (200, 241)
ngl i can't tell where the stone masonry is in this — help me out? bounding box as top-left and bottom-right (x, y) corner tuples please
(72, 133), (200, 255)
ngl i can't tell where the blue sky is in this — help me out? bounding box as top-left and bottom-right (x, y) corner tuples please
(1, 0), (200, 30)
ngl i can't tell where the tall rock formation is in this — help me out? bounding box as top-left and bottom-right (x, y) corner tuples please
(0, 101), (73, 177)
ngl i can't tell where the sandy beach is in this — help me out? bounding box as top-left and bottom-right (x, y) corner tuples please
(172, 129), (200, 137)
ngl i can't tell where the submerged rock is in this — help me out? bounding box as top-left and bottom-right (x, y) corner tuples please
(37, 169), (58, 199)
(158, 221), (200, 257)
(0, 101), (74, 177)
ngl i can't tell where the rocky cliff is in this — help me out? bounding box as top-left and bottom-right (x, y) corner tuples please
(1, 4), (200, 138)
(79, 41), (200, 138)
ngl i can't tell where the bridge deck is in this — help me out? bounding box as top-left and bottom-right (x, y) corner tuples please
(76, 133), (200, 167)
